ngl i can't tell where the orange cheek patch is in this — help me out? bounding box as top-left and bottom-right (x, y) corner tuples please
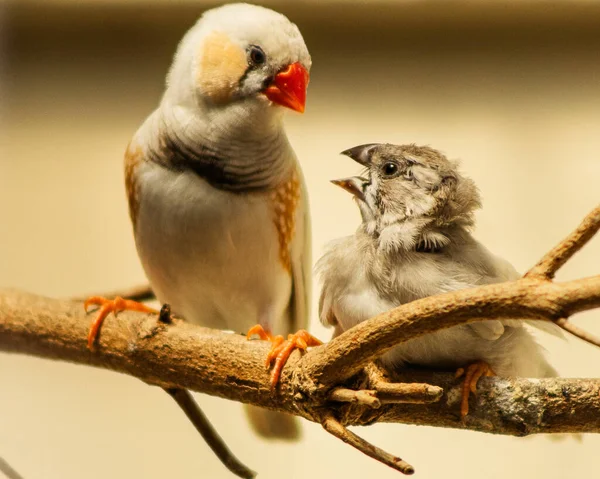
(197, 31), (247, 103)
(124, 141), (143, 229)
(271, 171), (301, 272)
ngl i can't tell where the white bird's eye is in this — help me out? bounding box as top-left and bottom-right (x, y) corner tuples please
(248, 45), (267, 66)
(381, 162), (399, 178)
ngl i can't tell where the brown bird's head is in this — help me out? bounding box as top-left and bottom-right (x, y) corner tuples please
(332, 143), (481, 252)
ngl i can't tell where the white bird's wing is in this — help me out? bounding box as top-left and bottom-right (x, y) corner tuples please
(288, 171), (311, 333)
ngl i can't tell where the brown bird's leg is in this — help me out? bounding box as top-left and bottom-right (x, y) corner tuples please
(246, 324), (322, 390)
(83, 296), (159, 349)
(455, 361), (496, 418)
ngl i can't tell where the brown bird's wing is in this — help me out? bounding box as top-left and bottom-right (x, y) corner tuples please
(488, 255), (565, 339)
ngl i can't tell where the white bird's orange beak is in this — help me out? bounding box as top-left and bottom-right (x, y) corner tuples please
(263, 62), (309, 113)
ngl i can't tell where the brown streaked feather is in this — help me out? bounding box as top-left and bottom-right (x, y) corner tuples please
(124, 142), (143, 229)
(271, 170), (301, 272)
(197, 31), (247, 104)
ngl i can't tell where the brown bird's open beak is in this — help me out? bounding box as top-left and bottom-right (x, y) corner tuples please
(263, 62), (309, 113)
(331, 177), (367, 202)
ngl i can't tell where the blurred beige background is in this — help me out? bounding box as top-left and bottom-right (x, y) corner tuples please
(1, 1), (600, 478)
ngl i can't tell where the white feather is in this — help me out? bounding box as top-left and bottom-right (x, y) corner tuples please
(127, 3), (312, 439)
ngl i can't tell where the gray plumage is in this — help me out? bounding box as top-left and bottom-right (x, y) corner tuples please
(318, 143), (560, 377)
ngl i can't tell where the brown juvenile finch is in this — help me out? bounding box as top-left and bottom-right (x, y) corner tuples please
(318, 143), (561, 417)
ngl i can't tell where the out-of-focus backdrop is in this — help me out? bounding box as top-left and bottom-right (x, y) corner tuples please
(1, 1), (600, 478)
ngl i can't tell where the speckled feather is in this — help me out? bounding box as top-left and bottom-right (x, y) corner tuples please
(271, 170), (301, 272)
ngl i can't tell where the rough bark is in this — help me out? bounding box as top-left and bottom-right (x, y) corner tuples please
(1, 289), (599, 436)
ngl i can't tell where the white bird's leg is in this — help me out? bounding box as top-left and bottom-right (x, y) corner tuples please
(246, 324), (322, 390)
(83, 296), (160, 350)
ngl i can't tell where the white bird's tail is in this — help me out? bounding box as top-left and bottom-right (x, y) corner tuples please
(244, 404), (301, 440)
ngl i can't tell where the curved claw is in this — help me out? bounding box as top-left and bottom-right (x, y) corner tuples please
(246, 326), (322, 390)
(84, 296), (110, 312)
(84, 296), (158, 350)
(246, 324), (271, 341)
(265, 336), (285, 367)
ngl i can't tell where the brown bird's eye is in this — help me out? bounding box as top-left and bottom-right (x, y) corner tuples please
(382, 162), (399, 178)
(249, 46), (266, 66)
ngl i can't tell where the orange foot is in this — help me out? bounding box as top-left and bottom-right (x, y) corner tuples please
(455, 361), (496, 418)
(84, 296), (159, 350)
(246, 324), (322, 390)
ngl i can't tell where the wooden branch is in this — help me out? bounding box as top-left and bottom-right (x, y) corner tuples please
(526, 204), (600, 279)
(374, 371), (600, 435)
(1, 290), (599, 436)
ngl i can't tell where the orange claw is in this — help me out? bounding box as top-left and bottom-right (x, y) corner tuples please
(247, 324), (322, 390)
(84, 296), (159, 350)
(455, 361), (496, 418)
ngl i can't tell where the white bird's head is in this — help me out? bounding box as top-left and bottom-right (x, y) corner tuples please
(332, 143), (482, 252)
(164, 3), (311, 119)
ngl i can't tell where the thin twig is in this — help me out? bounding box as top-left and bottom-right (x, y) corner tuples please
(373, 382), (443, 404)
(526, 204), (600, 279)
(165, 388), (256, 479)
(329, 388), (381, 408)
(0, 456), (24, 479)
(364, 362), (443, 403)
(555, 318), (600, 348)
(321, 412), (414, 475)
(70, 284), (155, 303)
(328, 384), (442, 407)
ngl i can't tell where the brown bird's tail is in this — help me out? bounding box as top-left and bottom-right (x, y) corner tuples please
(244, 404), (301, 440)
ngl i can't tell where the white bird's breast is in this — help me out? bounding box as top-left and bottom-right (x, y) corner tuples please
(134, 161), (292, 333)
